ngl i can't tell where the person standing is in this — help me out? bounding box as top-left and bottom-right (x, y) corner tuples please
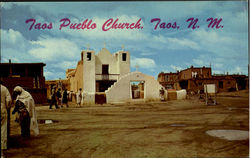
(159, 87), (165, 101)
(12, 100), (30, 138)
(62, 89), (69, 108)
(13, 86), (39, 136)
(1, 84), (12, 150)
(49, 86), (59, 109)
(56, 88), (62, 107)
(76, 88), (82, 107)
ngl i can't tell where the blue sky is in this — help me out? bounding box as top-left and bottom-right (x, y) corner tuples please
(1, 1), (248, 80)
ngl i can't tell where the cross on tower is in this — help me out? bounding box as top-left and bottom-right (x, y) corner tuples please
(135, 64), (139, 72)
(86, 43), (90, 51)
(121, 44), (125, 51)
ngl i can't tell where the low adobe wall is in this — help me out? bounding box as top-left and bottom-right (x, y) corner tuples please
(168, 89), (187, 100)
(105, 72), (167, 104)
(82, 92), (95, 104)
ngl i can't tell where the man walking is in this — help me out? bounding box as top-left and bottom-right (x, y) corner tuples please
(49, 86), (59, 109)
(56, 88), (62, 107)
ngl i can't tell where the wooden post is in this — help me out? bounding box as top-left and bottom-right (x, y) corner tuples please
(205, 85), (208, 105)
(9, 59), (12, 77)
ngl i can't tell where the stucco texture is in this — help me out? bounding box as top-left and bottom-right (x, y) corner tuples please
(106, 72), (167, 103)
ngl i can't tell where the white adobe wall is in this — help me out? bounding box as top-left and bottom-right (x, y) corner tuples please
(116, 51), (130, 77)
(176, 89), (187, 100)
(106, 72), (167, 104)
(82, 50), (96, 104)
(82, 92), (95, 105)
(95, 48), (118, 75)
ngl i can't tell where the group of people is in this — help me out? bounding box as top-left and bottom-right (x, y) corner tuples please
(49, 87), (83, 109)
(1, 84), (39, 150)
(49, 87), (69, 109)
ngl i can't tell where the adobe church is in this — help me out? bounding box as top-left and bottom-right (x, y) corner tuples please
(66, 46), (168, 104)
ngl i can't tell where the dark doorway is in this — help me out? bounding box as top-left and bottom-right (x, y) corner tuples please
(102, 65), (109, 74)
(219, 81), (223, 88)
(236, 78), (247, 90)
(95, 93), (106, 104)
(179, 80), (188, 89)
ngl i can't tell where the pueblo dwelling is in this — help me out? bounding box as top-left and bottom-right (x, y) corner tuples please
(158, 66), (249, 94)
(0, 61), (47, 103)
(65, 47), (169, 104)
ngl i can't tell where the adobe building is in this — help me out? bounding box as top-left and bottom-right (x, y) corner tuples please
(0, 61), (47, 103)
(158, 65), (248, 93)
(212, 74), (248, 92)
(158, 72), (181, 90)
(178, 66), (213, 92)
(66, 47), (168, 104)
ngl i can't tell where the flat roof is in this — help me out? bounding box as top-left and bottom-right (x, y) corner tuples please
(0, 62), (46, 66)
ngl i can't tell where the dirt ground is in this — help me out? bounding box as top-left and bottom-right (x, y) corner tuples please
(3, 90), (249, 158)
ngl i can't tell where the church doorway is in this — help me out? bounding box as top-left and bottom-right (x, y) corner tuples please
(130, 81), (144, 99)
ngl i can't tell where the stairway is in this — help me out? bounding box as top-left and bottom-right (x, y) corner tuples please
(105, 72), (136, 94)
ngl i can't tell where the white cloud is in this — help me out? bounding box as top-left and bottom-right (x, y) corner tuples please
(1, 29), (27, 50)
(44, 68), (66, 80)
(131, 57), (156, 70)
(167, 37), (200, 50)
(7, 29), (22, 43)
(0, 29), (37, 63)
(191, 29), (234, 45)
(216, 10), (248, 32)
(140, 52), (157, 56)
(44, 70), (54, 80)
(190, 28), (245, 58)
(28, 38), (80, 62)
(53, 61), (77, 70)
(153, 35), (200, 50)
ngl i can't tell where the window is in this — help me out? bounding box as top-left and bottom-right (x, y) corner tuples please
(102, 65), (109, 75)
(165, 75), (168, 81)
(0, 65), (10, 77)
(219, 81), (223, 88)
(122, 53), (126, 61)
(87, 52), (91, 61)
